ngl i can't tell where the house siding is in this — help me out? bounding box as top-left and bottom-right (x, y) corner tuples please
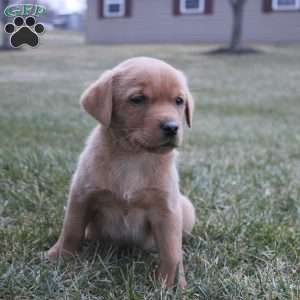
(244, 1), (300, 42)
(86, 0), (300, 44)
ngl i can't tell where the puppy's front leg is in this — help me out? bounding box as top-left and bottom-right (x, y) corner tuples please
(48, 190), (90, 258)
(149, 205), (186, 288)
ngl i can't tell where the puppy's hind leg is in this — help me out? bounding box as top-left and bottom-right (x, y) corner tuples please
(181, 195), (195, 237)
(85, 220), (99, 241)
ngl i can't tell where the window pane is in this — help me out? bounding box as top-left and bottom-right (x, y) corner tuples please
(108, 4), (121, 13)
(277, 0), (296, 5)
(185, 0), (200, 9)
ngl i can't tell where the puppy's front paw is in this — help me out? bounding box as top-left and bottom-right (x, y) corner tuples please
(178, 277), (187, 289)
(155, 264), (187, 289)
(47, 241), (77, 260)
(47, 242), (61, 260)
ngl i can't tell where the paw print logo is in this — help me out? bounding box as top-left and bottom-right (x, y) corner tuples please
(4, 16), (45, 48)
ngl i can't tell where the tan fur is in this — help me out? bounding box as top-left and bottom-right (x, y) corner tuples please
(47, 57), (196, 288)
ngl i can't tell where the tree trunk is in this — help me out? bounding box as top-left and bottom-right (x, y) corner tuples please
(229, 0), (246, 51)
(1, 0), (11, 49)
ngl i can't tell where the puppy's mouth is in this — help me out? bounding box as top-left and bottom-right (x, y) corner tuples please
(138, 139), (178, 153)
(159, 140), (178, 148)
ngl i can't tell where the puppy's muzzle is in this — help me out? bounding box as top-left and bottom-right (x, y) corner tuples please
(160, 121), (178, 138)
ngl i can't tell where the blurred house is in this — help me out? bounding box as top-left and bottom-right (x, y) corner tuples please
(38, 5), (56, 27)
(39, 0), (86, 31)
(53, 13), (84, 31)
(86, 0), (300, 43)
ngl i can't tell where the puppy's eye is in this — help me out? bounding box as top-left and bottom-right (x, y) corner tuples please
(175, 97), (184, 106)
(130, 95), (146, 105)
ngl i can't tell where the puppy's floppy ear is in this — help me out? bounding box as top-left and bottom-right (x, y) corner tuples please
(80, 70), (113, 127)
(185, 90), (194, 128)
(177, 70), (194, 128)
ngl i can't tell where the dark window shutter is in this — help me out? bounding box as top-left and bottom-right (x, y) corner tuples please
(125, 0), (132, 17)
(204, 0), (214, 15)
(262, 0), (272, 12)
(98, 0), (104, 18)
(173, 0), (180, 15)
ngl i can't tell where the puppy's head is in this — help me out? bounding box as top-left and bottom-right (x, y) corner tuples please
(81, 57), (194, 153)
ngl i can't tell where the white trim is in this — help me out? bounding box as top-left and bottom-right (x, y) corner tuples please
(272, 0), (300, 10)
(103, 0), (125, 18)
(180, 0), (205, 14)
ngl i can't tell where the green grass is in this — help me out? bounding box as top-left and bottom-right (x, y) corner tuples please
(1, 30), (300, 299)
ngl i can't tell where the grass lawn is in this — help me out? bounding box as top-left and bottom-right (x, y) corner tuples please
(1, 30), (300, 299)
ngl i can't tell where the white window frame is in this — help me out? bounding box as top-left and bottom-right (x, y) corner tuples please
(272, 0), (300, 10)
(180, 0), (205, 14)
(103, 0), (125, 18)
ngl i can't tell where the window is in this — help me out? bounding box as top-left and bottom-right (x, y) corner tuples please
(103, 0), (125, 17)
(180, 0), (205, 14)
(173, 0), (213, 16)
(272, 0), (300, 10)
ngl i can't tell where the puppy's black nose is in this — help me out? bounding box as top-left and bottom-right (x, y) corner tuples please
(160, 121), (178, 137)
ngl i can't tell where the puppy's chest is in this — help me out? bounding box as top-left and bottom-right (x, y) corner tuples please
(102, 156), (154, 201)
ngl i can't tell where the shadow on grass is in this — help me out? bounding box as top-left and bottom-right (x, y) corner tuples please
(206, 47), (263, 55)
